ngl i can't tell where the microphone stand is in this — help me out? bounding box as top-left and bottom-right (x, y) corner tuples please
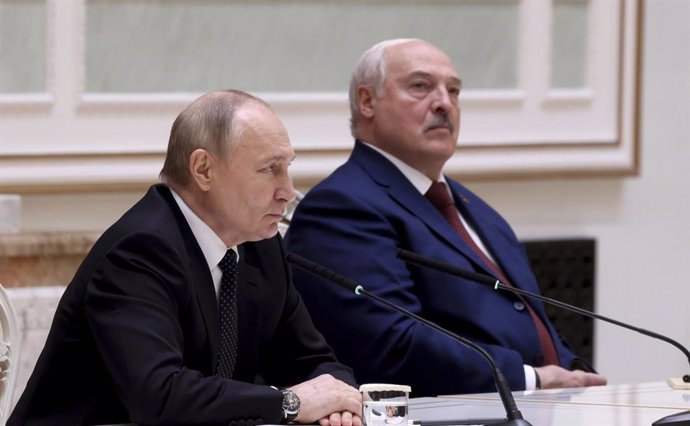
(397, 249), (690, 426)
(287, 252), (532, 426)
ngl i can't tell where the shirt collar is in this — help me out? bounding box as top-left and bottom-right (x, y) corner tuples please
(170, 188), (239, 270)
(360, 141), (448, 195)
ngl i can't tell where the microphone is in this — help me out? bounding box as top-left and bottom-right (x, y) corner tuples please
(397, 248), (690, 426)
(286, 252), (532, 426)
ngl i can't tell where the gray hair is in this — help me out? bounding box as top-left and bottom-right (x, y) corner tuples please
(160, 89), (270, 188)
(349, 38), (416, 137)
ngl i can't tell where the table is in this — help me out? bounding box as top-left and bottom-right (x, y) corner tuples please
(409, 381), (690, 426)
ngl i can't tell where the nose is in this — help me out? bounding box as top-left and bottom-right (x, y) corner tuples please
(431, 86), (454, 113)
(276, 174), (297, 204)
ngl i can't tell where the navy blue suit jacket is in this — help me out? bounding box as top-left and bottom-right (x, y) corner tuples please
(285, 142), (580, 397)
(10, 184), (354, 425)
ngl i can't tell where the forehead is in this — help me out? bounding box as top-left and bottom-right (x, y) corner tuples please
(385, 41), (460, 81)
(232, 103), (293, 158)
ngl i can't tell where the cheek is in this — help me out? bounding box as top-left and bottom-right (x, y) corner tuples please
(414, 105), (434, 123)
(246, 183), (275, 210)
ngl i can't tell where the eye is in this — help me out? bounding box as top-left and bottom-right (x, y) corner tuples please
(410, 80), (430, 90)
(260, 164), (276, 173)
(448, 86), (461, 97)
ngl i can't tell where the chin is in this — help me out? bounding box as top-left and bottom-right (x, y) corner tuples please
(438, 139), (458, 153)
(252, 226), (279, 242)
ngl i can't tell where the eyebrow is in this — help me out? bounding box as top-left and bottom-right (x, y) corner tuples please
(408, 71), (462, 86)
(263, 153), (296, 164)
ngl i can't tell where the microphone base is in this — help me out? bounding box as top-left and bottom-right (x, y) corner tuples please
(653, 410), (690, 426)
(668, 377), (690, 390)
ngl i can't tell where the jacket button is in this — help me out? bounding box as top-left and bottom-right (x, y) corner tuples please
(513, 301), (525, 311)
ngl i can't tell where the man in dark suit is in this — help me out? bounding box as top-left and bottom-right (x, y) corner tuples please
(284, 39), (607, 397)
(9, 90), (362, 425)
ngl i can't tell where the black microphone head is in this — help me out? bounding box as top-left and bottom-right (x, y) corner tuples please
(286, 252), (362, 294)
(397, 249), (499, 287)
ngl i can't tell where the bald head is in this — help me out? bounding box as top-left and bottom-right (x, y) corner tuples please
(160, 89), (271, 189)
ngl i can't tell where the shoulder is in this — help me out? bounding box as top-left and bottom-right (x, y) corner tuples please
(78, 186), (195, 285)
(240, 235), (288, 273)
(446, 178), (503, 216)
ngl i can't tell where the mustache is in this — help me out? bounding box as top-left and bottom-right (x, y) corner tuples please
(423, 113), (455, 134)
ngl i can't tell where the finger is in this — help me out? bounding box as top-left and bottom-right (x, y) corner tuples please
(340, 410), (353, 426)
(585, 373), (607, 386)
(319, 417), (330, 426)
(343, 395), (363, 416)
(329, 412), (342, 426)
(352, 414), (363, 426)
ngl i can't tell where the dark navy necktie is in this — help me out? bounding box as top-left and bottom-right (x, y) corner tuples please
(425, 181), (559, 366)
(217, 249), (239, 378)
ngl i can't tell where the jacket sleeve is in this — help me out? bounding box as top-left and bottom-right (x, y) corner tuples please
(250, 235), (358, 388)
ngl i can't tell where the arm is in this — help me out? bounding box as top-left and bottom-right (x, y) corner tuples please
(243, 236), (362, 424)
(257, 236), (359, 387)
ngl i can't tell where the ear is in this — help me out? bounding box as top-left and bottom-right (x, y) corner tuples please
(357, 86), (377, 119)
(188, 149), (214, 192)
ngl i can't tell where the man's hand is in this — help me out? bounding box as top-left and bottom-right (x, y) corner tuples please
(288, 374), (362, 425)
(535, 365), (607, 389)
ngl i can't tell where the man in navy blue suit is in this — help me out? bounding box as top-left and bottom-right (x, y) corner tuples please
(285, 39), (607, 397)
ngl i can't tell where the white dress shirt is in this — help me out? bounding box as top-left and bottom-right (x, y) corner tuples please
(170, 189), (238, 299)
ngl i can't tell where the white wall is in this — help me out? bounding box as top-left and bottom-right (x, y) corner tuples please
(16, 0), (690, 385)
(466, 0), (690, 384)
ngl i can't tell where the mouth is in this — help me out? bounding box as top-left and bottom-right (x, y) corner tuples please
(425, 124), (452, 133)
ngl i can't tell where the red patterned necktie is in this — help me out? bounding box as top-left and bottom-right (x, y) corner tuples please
(217, 250), (239, 378)
(425, 181), (559, 366)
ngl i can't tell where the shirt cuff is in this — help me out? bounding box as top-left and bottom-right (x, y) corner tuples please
(524, 365), (537, 390)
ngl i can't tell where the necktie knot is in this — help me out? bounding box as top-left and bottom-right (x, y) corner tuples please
(219, 250), (237, 273)
(425, 181), (454, 210)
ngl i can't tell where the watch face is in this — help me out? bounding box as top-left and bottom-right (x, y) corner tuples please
(282, 389), (300, 415)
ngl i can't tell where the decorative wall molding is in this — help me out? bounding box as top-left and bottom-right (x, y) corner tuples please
(0, 0), (642, 193)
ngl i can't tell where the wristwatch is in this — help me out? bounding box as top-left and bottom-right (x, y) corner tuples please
(280, 388), (300, 423)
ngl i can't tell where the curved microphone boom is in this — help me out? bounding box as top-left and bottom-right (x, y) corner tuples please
(286, 252), (532, 426)
(397, 248), (690, 426)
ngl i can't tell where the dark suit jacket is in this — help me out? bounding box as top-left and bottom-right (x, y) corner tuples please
(284, 142), (581, 397)
(9, 184), (354, 426)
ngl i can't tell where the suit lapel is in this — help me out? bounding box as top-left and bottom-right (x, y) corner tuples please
(188, 248), (219, 363)
(352, 143), (496, 275)
(389, 178), (485, 267)
(156, 185), (220, 368)
(447, 180), (533, 289)
(234, 244), (262, 378)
